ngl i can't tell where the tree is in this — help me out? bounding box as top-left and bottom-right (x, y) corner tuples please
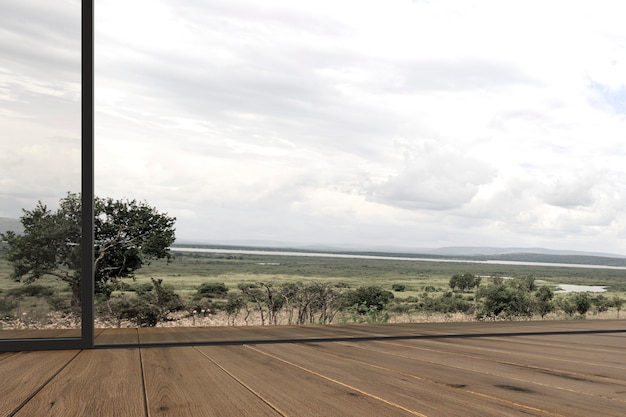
(612, 295), (624, 319)
(572, 292), (591, 316)
(449, 273), (481, 292)
(475, 282), (531, 319)
(1, 192), (176, 308)
(533, 285), (554, 319)
(343, 285), (394, 314)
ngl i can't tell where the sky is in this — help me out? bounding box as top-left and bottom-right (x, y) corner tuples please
(2, 0), (626, 254)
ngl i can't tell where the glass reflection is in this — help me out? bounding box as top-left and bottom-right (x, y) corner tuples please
(0, 0), (81, 339)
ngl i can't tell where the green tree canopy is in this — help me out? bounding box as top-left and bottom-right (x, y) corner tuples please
(343, 285), (394, 314)
(449, 273), (481, 292)
(1, 192), (176, 307)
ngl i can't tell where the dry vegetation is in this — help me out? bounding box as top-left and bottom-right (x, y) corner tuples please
(1, 251), (625, 330)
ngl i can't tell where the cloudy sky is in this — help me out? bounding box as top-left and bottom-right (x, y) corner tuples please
(2, 0), (626, 254)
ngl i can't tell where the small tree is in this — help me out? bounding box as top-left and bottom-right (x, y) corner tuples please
(533, 286), (554, 319)
(612, 295), (624, 319)
(475, 283), (531, 319)
(1, 193), (176, 307)
(108, 278), (183, 327)
(556, 297), (576, 317)
(572, 292), (591, 316)
(449, 273), (481, 292)
(343, 285), (394, 314)
(195, 282), (229, 298)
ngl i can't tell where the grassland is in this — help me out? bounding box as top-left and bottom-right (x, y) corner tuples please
(1, 249), (625, 329)
(138, 250), (626, 294)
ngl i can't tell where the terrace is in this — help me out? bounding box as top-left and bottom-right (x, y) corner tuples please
(2, 320), (626, 416)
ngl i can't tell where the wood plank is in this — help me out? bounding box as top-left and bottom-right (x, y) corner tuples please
(0, 329), (80, 339)
(252, 342), (546, 417)
(138, 327), (182, 344)
(198, 345), (421, 417)
(395, 336), (626, 381)
(150, 326), (247, 344)
(95, 327), (139, 345)
(305, 339), (626, 416)
(15, 349), (145, 417)
(0, 350), (78, 417)
(142, 346), (282, 417)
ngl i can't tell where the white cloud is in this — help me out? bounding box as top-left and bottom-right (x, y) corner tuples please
(3, 0), (626, 254)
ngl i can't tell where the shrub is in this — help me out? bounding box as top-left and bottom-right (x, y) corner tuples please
(6, 284), (54, 298)
(572, 292), (591, 316)
(107, 278), (184, 327)
(133, 282), (154, 294)
(0, 296), (18, 318)
(391, 284), (407, 292)
(449, 273), (481, 292)
(196, 282), (229, 298)
(343, 286), (394, 314)
(475, 283), (531, 319)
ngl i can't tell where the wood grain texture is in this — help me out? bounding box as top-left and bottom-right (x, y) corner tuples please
(95, 327), (139, 345)
(14, 349), (145, 417)
(3, 321), (625, 417)
(142, 346), (282, 417)
(198, 345), (421, 417)
(0, 350), (78, 416)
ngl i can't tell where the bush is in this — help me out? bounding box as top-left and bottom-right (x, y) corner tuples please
(449, 274), (481, 292)
(391, 284), (407, 292)
(343, 286), (394, 314)
(107, 278), (184, 327)
(133, 282), (154, 294)
(423, 292), (473, 314)
(196, 282), (229, 298)
(0, 296), (18, 318)
(6, 284), (55, 298)
(572, 293), (591, 316)
(475, 283), (531, 319)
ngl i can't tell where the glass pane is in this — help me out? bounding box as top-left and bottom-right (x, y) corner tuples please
(0, 0), (81, 339)
(93, 2), (626, 347)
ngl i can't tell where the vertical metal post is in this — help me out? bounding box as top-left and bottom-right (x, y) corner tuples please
(81, 0), (95, 349)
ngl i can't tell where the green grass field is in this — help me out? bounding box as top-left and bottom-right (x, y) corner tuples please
(3, 250), (626, 297)
(134, 250), (626, 294)
(2, 250), (625, 328)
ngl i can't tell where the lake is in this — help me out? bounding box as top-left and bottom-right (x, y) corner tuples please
(171, 247), (626, 270)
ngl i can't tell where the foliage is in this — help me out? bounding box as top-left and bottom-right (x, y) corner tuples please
(195, 282), (229, 298)
(391, 283), (406, 292)
(449, 273), (481, 292)
(591, 294), (610, 313)
(556, 297), (577, 317)
(572, 292), (591, 316)
(5, 284), (55, 298)
(421, 291), (474, 314)
(1, 192), (176, 307)
(532, 285), (554, 318)
(107, 278), (184, 327)
(343, 285), (394, 314)
(612, 295), (624, 318)
(475, 277), (539, 319)
(0, 295), (18, 318)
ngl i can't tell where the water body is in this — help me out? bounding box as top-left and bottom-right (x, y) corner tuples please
(171, 247), (626, 270)
(556, 284), (607, 293)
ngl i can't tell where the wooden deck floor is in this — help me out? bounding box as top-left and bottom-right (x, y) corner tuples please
(1, 320), (625, 416)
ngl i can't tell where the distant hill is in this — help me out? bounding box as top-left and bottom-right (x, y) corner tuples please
(172, 241), (626, 267)
(469, 252), (626, 267)
(418, 246), (626, 259)
(0, 217), (22, 235)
